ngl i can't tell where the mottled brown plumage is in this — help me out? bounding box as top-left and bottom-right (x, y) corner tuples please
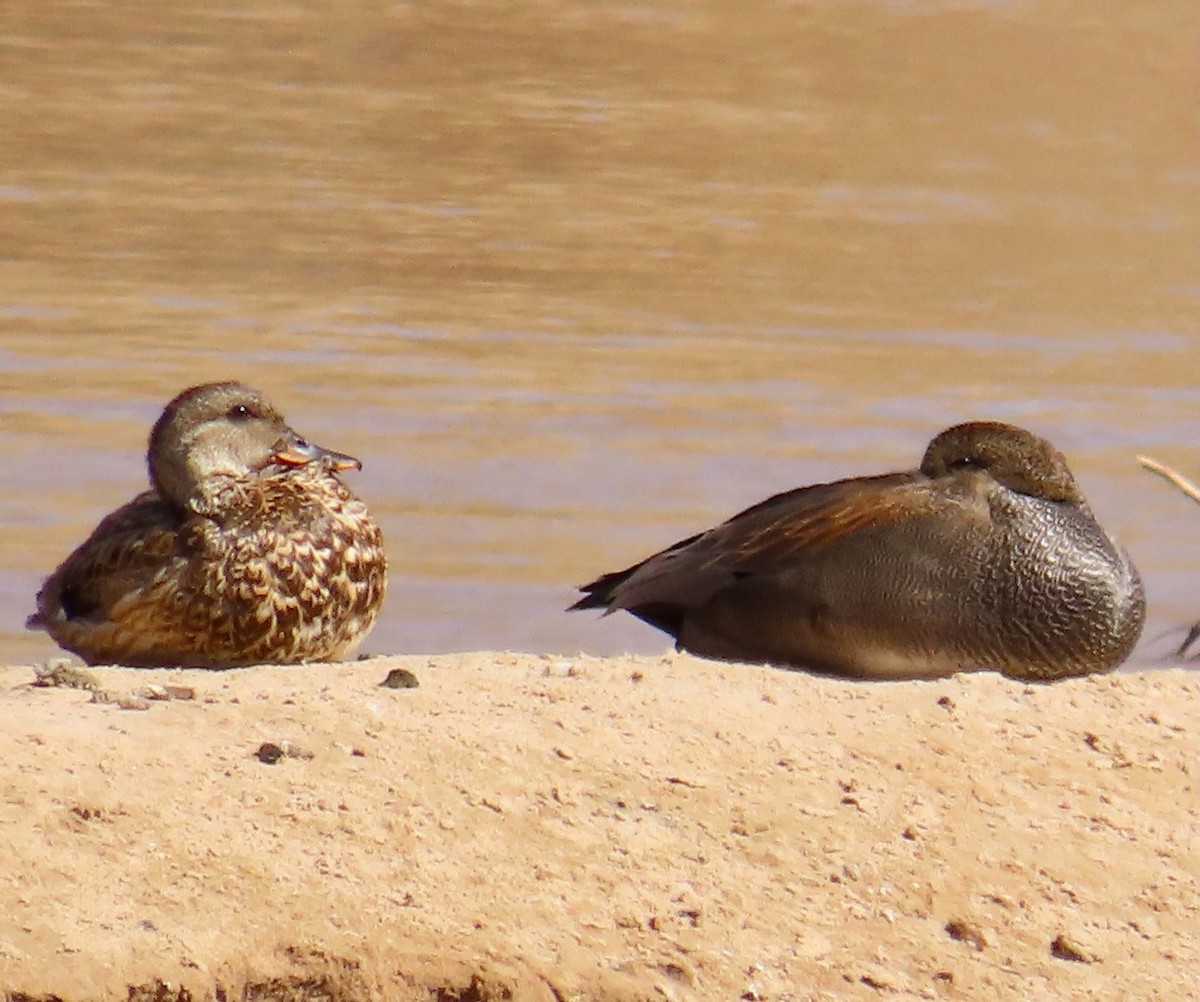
(29, 382), (387, 668)
(572, 422), (1145, 681)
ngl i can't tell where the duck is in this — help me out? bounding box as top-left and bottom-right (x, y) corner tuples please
(571, 421), (1145, 681)
(28, 381), (388, 668)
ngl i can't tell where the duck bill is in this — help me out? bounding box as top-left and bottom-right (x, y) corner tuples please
(273, 435), (362, 472)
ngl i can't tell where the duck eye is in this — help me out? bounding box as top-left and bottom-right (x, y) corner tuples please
(951, 457), (985, 471)
(227, 404), (253, 420)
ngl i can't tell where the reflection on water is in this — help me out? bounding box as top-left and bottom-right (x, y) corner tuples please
(0, 0), (1196, 668)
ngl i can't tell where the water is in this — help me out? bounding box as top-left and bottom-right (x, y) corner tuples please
(1, 0), (1196, 667)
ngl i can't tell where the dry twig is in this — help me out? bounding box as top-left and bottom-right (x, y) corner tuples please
(1136, 456), (1199, 658)
(1136, 455), (1200, 505)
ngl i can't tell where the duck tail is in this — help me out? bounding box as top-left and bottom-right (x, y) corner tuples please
(568, 568), (634, 613)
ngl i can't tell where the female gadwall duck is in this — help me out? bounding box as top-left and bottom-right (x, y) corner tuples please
(28, 382), (387, 668)
(572, 421), (1144, 681)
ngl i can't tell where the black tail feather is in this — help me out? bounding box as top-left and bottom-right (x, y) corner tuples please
(568, 567), (636, 612)
(570, 570), (684, 639)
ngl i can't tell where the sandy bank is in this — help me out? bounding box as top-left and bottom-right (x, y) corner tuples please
(0, 654), (1195, 1001)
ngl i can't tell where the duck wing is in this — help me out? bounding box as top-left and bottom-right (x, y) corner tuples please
(573, 471), (966, 619)
(29, 491), (185, 630)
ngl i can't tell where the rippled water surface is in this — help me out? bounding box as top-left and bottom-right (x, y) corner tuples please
(1, 1), (1196, 667)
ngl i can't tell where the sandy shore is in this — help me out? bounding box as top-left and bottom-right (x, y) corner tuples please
(0, 653), (1195, 1001)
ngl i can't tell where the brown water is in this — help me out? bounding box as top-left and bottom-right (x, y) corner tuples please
(1, 0), (1196, 667)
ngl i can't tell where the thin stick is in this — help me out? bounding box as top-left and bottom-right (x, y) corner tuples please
(1179, 622), (1200, 659)
(1136, 455), (1200, 506)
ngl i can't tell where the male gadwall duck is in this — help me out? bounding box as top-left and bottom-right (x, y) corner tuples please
(28, 381), (387, 668)
(571, 421), (1144, 681)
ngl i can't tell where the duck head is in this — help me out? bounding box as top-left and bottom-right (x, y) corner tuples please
(148, 382), (361, 506)
(920, 421), (1086, 504)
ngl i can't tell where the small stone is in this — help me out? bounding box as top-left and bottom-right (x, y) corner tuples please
(116, 694), (151, 711)
(1051, 933), (1100, 963)
(859, 966), (896, 991)
(379, 668), (419, 689)
(70, 805), (105, 822)
(945, 918), (988, 951)
(278, 740), (313, 760)
(541, 658), (578, 678)
(255, 743), (284, 765)
(34, 662), (101, 692)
